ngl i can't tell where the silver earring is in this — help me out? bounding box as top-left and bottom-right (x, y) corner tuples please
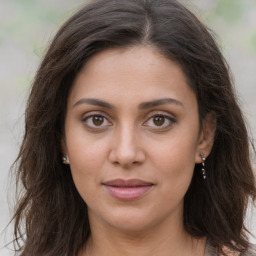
(62, 155), (69, 164)
(200, 153), (206, 180)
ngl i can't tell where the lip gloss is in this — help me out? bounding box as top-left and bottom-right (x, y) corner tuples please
(103, 179), (154, 200)
(104, 185), (153, 200)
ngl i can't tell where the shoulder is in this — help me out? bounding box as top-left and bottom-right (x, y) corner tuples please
(242, 243), (256, 256)
(205, 242), (256, 256)
(221, 244), (256, 256)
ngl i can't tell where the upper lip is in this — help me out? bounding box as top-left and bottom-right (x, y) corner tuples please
(103, 179), (153, 187)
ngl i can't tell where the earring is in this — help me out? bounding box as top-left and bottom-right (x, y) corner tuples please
(62, 155), (70, 164)
(200, 153), (206, 180)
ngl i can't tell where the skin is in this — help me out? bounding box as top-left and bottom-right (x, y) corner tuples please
(63, 46), (216, 256)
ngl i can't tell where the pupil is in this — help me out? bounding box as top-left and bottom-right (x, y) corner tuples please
(154, 116), (164, 126)
(93, 116), (104, 126)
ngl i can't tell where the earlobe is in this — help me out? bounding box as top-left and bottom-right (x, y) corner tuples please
(62, 155), (70, 164)
(195, 111), (216, 163)
(61, 138), (70, 164)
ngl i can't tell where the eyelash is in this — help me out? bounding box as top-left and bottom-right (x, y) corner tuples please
(82, 112), (112, 130)
(143, 113), (176, 130)
(82, 112), (176, 131)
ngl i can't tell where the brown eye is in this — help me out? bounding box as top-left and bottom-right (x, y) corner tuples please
(92, 115), (104, 126)
(83, 114), (111, 129)
(153, 116), (165, 126)
(143, 114), (176, 130)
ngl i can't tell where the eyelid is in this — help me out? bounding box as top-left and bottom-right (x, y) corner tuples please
(82, 110), (111, 121)
(142, 111), (176, 129)
(82, 111), (113, 129)
(144, 110), (176, 120)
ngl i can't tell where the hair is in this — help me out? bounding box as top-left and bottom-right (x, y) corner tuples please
(12, 0), (256, 255)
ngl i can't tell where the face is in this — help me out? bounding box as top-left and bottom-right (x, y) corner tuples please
(63, 46), (214, 233)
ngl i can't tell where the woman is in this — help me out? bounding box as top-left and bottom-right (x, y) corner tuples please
(12, 0), (256, 255)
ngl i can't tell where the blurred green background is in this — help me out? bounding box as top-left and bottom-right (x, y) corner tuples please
(1, 0), (255, 254)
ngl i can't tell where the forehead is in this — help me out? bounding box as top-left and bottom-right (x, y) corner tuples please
(68, 46), (197, 110)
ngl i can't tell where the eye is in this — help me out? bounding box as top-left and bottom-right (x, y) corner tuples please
(82, 114), (111, 129)
(143, 114), (176, 130)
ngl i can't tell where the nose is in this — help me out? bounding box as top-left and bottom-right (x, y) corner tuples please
(108, 124), (146, 168)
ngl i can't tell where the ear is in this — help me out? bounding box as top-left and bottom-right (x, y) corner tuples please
(195, 111), (216, 163)
(61, 138), (67, 155)
(61, 138), (70, 164)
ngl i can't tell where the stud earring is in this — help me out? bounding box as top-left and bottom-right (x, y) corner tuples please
(62, 155), (70, 164)
(200, 153), (206, 180)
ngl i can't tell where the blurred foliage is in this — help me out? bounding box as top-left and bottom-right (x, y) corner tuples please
(0, 0), (255, 90)
(252, 34), (256, 49)
(1, 0), (256, 55)
(195, 0), (256, 54)
(215, 0), (249, 23)
(1, 0), (84, 57)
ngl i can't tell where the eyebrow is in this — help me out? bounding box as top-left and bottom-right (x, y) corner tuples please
(73, 98), (114, 109)
(138, 98), (184, 109)
(73, 97), (184, 109)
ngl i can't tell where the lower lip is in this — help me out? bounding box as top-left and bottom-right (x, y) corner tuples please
(104, 185), (153, 200)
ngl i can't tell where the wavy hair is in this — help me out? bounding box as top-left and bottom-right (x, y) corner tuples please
(12, 0), (256, 255)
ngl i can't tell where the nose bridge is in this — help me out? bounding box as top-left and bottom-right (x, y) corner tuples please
(119, 122), (136, 149)
(109, 121), (145, 167)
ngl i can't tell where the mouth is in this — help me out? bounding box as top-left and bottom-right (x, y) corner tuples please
(102, 179), (154, 201)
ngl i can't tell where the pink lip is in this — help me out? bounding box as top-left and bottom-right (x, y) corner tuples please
(103, 179), (154, 201)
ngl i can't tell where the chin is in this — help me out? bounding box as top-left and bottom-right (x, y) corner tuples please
(102, 209), (163, 234)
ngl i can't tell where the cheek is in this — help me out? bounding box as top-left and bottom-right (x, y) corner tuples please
(154, 152), (194, 211)
(149, 129), (198, 194)
(65, 132), (109, 201)
(68, 152), (102, 205)
(156, 146), (195, 188)
(151, 127), (199, 170)
(68, 140), (108, 178)
(65, 117), (108, 170)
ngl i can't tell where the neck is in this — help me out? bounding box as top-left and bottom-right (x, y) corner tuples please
(81, 214), (206, 256)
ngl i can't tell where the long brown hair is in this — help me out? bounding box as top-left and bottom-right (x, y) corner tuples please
(12, 0), (256, 255)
